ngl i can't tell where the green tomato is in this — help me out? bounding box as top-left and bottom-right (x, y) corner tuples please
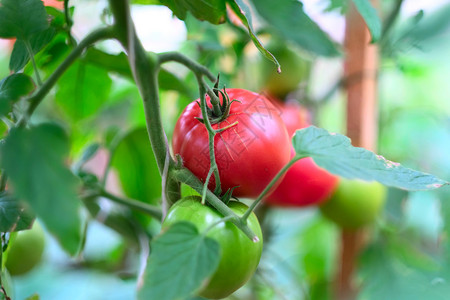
(5, 222), (45, 276)
(162, 196), (263, 299)
(260, 42), (312, 99)
(319, 179), (387, 229)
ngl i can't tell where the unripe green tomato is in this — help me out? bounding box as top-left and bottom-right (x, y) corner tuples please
(6, 222), (45, 276)
(260, 42), (312, 99)
(319, 179), (387, 229)
(162, 196), (263, 299)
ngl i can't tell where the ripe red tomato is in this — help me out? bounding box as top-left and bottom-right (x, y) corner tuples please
(162, 196), (263, 299)
(265, 99), (339, 207)
(172, 88), (291, 198)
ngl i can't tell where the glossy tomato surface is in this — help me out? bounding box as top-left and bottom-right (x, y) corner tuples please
(320, 179), (387, 229)
(172, 88), (291, 198)
(265, 99), (339, 207)
(162, 196), (263, 299)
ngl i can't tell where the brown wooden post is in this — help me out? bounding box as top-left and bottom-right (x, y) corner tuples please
(337, 1), (379, 299)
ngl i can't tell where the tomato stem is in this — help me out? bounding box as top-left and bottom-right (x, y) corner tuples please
(99, 189), (163, 221)
(242, 155), (306, 222)
(172, 168), (259, 242)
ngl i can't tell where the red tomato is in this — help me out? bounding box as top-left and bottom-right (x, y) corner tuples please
(173, 88), (291, 198)
(265, 99), (339, 207)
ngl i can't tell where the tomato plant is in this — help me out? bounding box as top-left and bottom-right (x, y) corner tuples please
(266, 100), (339, 207)
(172, 88), (291, 198)
(5, 222), (45, 276)
(319, 179), (387, 229)
(162, 196), (263, 299)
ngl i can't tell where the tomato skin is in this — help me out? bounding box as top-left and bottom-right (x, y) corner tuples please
(162, 196), (263, 299)
(172, 88), (291, 198)
(320, 179), (387, 229)
(265, 99), (339, 207)
(6, 222), (45, 276)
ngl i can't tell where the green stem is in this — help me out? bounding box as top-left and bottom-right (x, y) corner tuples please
(108, 0), (180, 204)
(197, 78), (222, 195)
(24, 40), (42, 86)
(17, 27), (115, 127)
(0, 172), (7, 192)
(64, 0), (76, 46)
(242, 156), (304, 222)
(158, 52), (222, 113)
(172, 168), (259, 242)
(100, 190), (163, 221)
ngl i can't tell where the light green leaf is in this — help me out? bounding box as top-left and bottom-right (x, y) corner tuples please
(112, 128), (161, 206)
(0, 193), (35, 232)
(55, 61), (112, 121)
(138, 222), (221, 300)
(351, 0), (382, 42)
(0, 0), (49, 40)
(1, 124), (83, 255)
(250, 0), (341, 57)
(292, 126), (448, 190)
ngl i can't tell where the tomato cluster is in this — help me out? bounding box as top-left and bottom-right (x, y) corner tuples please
(162, 196), (263, 299)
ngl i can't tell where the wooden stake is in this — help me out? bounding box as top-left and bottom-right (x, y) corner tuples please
(337, 1), (379, 299)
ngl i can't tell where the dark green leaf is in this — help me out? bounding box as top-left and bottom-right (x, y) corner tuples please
(351, 0), (381, 42)
(325, 0), (349, 14)
(112, 128), (161, 206)
(138, 222), (221, 300)
(160, 0), (226, 24)
(250, 0), (341, 57)
(0, 269), (13, 299)
(83, 48), (192, 97)
(0, 0), (49, 39)
(292, 126), (448, 190)
(55, 61), (112, 121)
(0, 73), (35, 116)
(10, 28), (56, 72)
(406, 4), (450, 43)
(1, 124), (83, 255)
(0, 193), (35, 232)
(228, 0), (280, 71)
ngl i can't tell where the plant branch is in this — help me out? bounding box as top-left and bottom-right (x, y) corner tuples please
(108, 0), (180, 204)
(100, 190), (163, 221)
(171, 168), (259, 242)
(242, 156), (302, 221)
(158, 52), (216, 82)
(64, 0), (76, 46)
(17, 26), (115, 127)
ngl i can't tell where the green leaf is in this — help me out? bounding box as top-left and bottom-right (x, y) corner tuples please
(55, 61), (112, 121)
(0, 0), (49, 40)
(138, 222), (221, 300)
(0, 73), (35, 116)
(160, 0), (226, 24)
(351, 0), (381, 42)
(132, 0), (162, 4)
(83, 48), (193, 97)
(1, 124), (83, 255)
(292, 126), (448, 190)
(249, 0), (341, 57)
(10, 28), (56, 72)
(25, 294), (40, 300)
(228, 0), (280, 71)
(112, 128), (161, 206)
(0, 193), (35, 232)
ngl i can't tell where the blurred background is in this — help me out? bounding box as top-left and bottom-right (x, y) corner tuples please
(1, 0), (450, 299)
